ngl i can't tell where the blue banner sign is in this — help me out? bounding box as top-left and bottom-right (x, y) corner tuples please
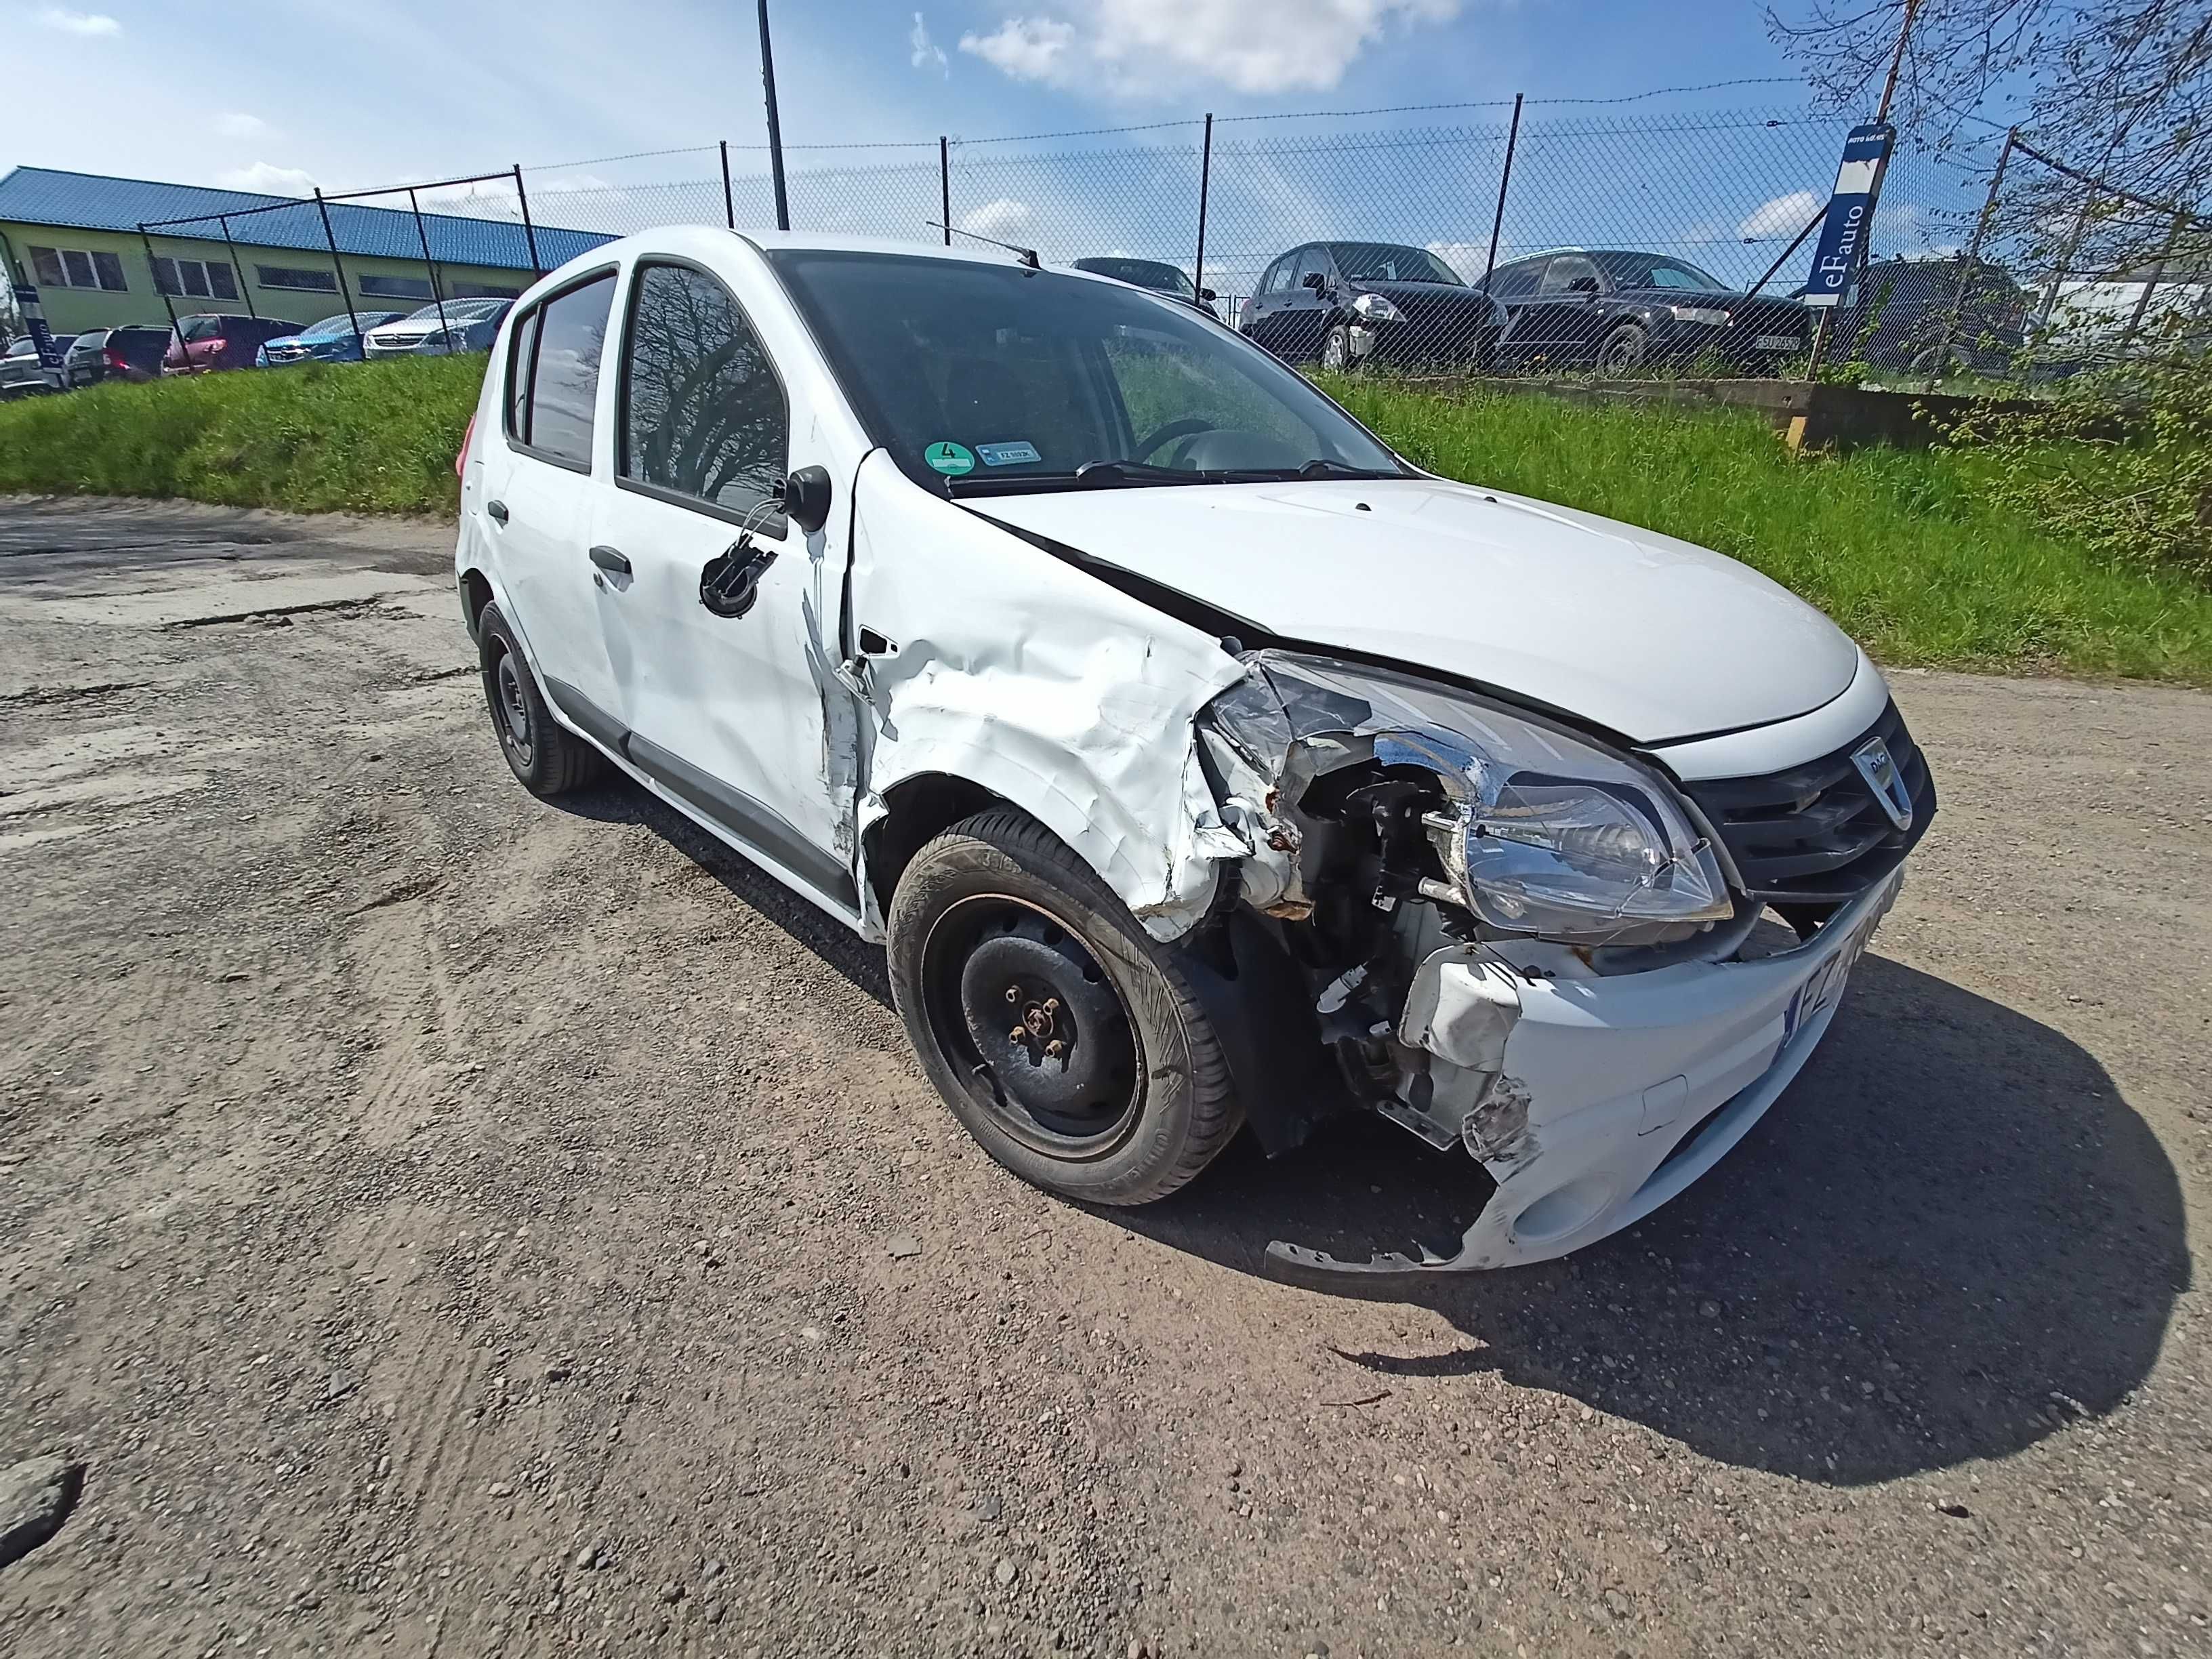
(13, 283), (61, 369)
(1803, 123), (1896, 308)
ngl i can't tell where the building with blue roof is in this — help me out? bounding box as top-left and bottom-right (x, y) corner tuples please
(0, 166), (616, 339)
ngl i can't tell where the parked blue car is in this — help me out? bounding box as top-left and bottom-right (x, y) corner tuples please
(255, 311), (407, 367)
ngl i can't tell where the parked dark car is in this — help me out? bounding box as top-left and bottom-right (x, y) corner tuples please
(1482, 249), (1812, 375)
(1071, 258), (1221, 321)
(1793, 255), (2030, 376)
(1240, 242), (1507, 371)
(1, 332), (72, 398)
(258, 310), (408, 366)
(163, 313), (304, 375)
(60, 324), (169, 389)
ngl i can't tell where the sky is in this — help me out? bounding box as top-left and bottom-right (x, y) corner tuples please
(1, 2), (1991, 298)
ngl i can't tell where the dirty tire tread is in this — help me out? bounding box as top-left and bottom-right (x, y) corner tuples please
(477, 602), (606, 798)
(886, 807), (1242, 1207)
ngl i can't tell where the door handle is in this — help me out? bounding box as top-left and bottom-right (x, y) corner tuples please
(589, 545), (631, 575)
(485, 499), (508, 525)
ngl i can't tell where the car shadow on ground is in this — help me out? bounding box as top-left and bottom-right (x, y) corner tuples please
(1122, 954), (2191, 1483)
(546, 775), (2188, 1486)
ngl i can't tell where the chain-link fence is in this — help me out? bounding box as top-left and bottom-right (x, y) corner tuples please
(22, 85), (2193, 390)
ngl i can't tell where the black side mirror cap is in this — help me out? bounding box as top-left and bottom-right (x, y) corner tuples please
(1300, 271), (1326, 291)
(1199, 287), (1216, 301)
(781, 464), (833, 535)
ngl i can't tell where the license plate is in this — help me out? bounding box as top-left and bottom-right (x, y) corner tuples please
(1781, 885), (1894, 1043)
(1755, 334), (1803, 351)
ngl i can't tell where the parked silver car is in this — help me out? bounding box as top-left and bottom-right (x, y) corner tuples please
(363, 298), (512, 359)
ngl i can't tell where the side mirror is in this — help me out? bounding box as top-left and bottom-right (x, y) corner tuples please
(781, 464), (833, 535)
(1568, 276), (1601, 295)
(1300, 271), (1327, 291)
(1199, 287), (1216, 302)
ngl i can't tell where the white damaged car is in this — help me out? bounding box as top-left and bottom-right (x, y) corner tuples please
(454, 228), (1935, 1277)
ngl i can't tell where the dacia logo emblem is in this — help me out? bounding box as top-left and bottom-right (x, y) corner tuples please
(1852, 736), (1914, 832)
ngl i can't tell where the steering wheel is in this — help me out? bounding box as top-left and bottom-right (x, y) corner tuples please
(1132, 417), (1217, 462)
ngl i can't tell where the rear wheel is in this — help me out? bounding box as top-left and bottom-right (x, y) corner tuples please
(476, 602), (605, 798)
(886, 809), (1241, 1206)
(1597, 322), (1647, 374)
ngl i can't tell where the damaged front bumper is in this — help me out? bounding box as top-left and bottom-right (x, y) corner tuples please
(1267, 864), (1902, 1282)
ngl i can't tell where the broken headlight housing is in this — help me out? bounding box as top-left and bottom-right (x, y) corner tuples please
(1202, 653), (1732, 943)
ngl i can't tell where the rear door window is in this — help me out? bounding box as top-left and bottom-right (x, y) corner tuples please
(507, 271), (616, 472)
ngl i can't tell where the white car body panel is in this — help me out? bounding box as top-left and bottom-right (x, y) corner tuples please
(453, 228), (1929, 1275)
(970, 478), (1861, 744)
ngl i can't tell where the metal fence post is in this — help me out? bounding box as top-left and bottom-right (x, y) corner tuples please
(2119, 208), (2189, 354)
(1742, 204), (1827, 302)
(1925, 127), (2016, 389)
(720, 141), (737, 229)
(1482, 93), (1523, 291)
(408, 188), (452, 352)
(312, 190), (365, 356)
(939, 137), (951, 246)
(217, 215), (256, 319)
(138, 223), (184, 347)
(513, 165), (542, 276)
(1194, 113), (1213, 300)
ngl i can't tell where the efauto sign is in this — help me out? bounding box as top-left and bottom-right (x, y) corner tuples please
(1803, 123), (1896, 308)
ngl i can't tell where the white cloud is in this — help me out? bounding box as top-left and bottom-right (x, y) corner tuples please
(960, 1), (1459, 97)
(1738, 190), (1822, 240)
(218, 162), (318, 197)
(960, 197), (1033, 237)
(909, 11), (949, 74)
(213, 112), (270, 140)
(38, 7), (119, 34)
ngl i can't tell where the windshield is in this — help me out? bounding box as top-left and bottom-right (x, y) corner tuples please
(300, 313), (375, 340)
(1326, 243), (1463, 285)
(179, 315), (229, 341)
(1591, 253), (1730, 292)
(1076, 259), (1195, 296)
(401, 300), (502, 324)
(768, 250), (1406, 495)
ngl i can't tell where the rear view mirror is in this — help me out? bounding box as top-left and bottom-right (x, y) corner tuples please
(781, 465), (833, 535)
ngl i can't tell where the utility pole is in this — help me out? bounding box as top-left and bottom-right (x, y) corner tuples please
(757, 0), (792, 232)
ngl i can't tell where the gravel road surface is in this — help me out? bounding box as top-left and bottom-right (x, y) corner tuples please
(1, 495), (2207, 1658)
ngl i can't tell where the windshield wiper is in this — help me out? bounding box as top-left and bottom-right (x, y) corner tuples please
(1073, 459), (1216, 486)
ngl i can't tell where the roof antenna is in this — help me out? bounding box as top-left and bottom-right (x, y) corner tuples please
(924, 220), (1039, 269)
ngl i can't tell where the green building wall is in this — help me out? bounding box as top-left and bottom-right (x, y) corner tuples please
(0, 220), (531, 338)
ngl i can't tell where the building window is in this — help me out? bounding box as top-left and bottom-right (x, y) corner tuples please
(28, 245), (128, 292)
(359, 274), (434, 300)
(152, 257), (239, 302)
(255, 265), (339, 293)
(453, 282), (522, 300)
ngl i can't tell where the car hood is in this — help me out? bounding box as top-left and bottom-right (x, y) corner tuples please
(969, 476), (1860, 744)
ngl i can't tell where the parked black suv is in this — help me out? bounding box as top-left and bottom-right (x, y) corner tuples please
(1794, 255), (2030, 376)
(1240, 242), (1506, 371)
(60, 324), (170, 389)
(1483, 249), (1812, 375)
(1071, 258), (1221, 321)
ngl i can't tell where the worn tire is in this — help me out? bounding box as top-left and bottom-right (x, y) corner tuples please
(886, 808), (1242, 1206)
(1597, 322), (1647, 373)
(476, 601), (605, 798)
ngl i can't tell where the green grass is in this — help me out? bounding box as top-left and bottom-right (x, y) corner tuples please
(3, 356), (2209, 682)
(1324, 377), (2212, 685)
(0, 353), (483, 516)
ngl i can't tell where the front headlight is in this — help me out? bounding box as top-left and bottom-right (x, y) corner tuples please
(1669, 305), (1731, 327)
(1206, 653), (1732, 941)
(1351, 292), (1405, 323)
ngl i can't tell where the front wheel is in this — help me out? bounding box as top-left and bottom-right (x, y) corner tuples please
(886, 809), (1242, 1206)
(1597, 323), (1647, 374)
(1319, 323), (1354, 372)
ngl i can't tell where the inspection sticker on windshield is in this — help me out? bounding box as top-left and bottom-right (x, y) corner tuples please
(924, 441), (976, 476)
(977, 441), (1041, 467)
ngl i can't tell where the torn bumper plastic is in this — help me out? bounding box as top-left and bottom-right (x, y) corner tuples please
(1268, 866), (1904, 1282)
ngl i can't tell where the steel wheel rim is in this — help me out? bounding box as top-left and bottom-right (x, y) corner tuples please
(491, 650), (533, 764)
(918, 893), (1143, 1160)
(1323, 330), (1347, 370)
